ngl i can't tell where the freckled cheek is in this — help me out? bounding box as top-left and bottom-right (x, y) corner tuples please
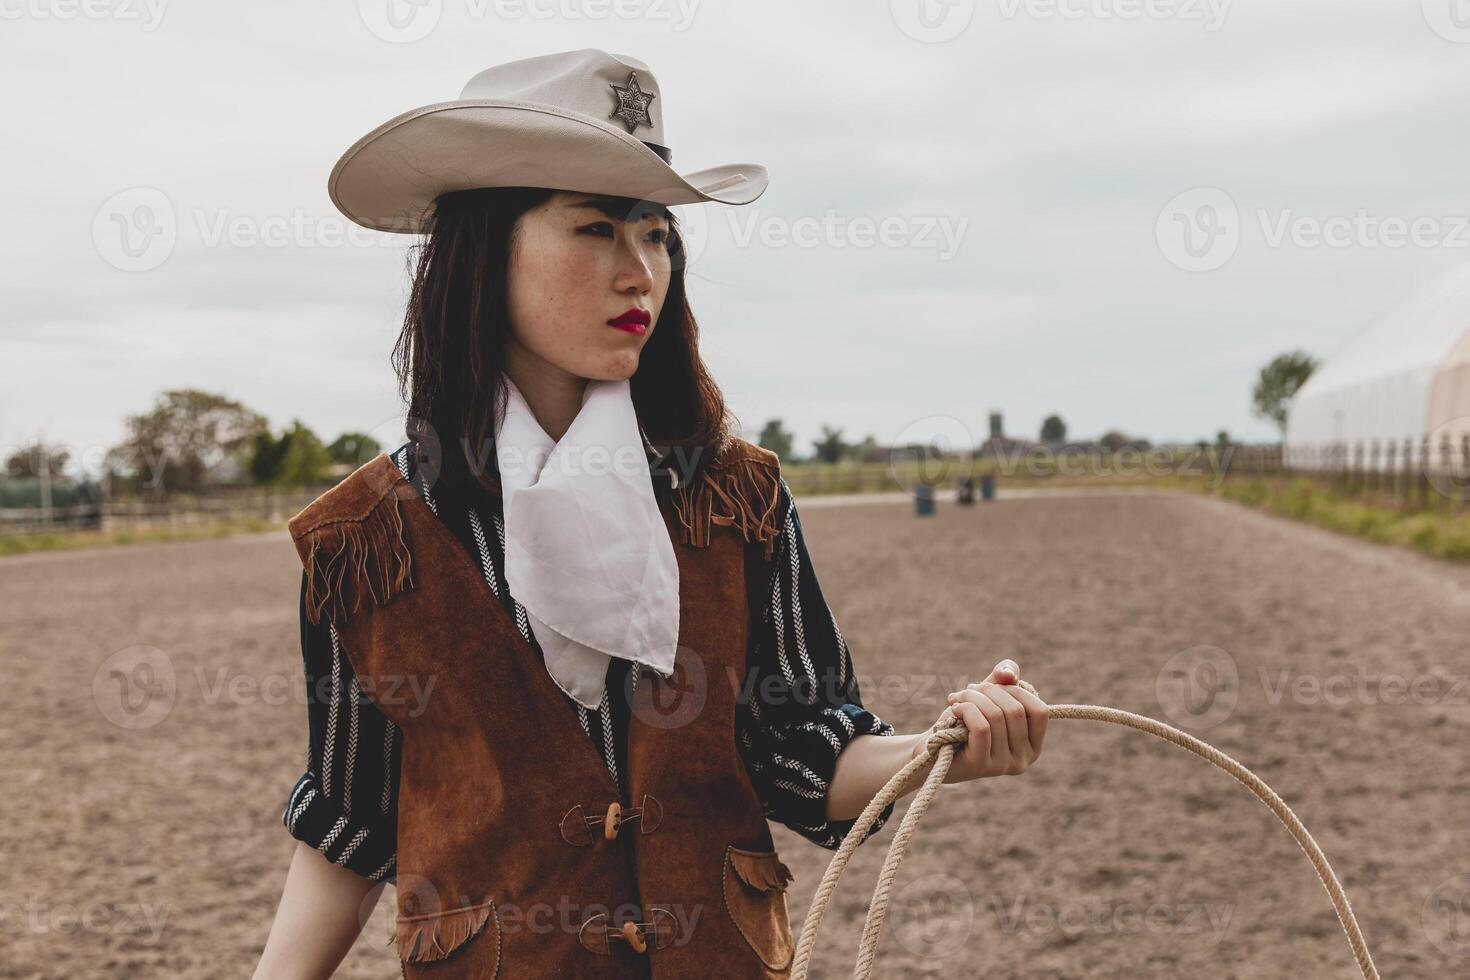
(558, 247), (603, 280)
(521, 249), (597, 307)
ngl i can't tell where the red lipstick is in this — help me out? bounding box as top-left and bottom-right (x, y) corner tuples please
(608, 307), (651, 335)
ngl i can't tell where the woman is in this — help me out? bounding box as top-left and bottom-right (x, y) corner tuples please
(253, 49), (1048, 979)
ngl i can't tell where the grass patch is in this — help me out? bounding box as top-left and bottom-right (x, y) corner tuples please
(0, 516), (281, 557)
(1210, 476), (1470, 563)
(10, 459), (1466, 566)
(780, 456), (1470, 566)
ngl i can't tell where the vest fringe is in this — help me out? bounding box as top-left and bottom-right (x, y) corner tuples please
(729, 849), (795, 893)
(669, 452), (782, 561)
(301, 489), (415, 627)
(393, 899), (496, 962)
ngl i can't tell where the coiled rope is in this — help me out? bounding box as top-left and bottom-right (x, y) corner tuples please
(790, 689), (1378, 979)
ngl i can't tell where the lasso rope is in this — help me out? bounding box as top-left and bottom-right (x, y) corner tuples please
(791, 688), (1379, 979)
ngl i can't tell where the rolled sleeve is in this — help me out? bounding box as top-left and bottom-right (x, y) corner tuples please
(280, 571), (400, 883)
(738, 478), (899, 849)
(758, 705), (897, 849)
(281, 769), (397, 882)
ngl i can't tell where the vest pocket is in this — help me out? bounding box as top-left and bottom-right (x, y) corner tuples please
(395, 895), (501, 976)
(721, 844), (796, 972)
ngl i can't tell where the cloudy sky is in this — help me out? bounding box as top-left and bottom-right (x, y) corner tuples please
(7, 0), (1470, 475)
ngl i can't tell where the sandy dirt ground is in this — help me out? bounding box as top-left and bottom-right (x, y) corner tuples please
(3, 489), (1467, 978)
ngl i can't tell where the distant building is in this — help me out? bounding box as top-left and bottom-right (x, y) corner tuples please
(976, 435), (1043, 458)
(1287, 262), (1470, 469)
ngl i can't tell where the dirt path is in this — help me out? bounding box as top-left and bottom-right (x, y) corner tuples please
(2, 491), (1465, 977)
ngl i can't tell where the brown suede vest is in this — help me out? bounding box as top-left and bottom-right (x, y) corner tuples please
(286, 436), (798, 978)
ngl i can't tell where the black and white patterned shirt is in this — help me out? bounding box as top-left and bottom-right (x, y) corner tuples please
(281, 440), (896, 883)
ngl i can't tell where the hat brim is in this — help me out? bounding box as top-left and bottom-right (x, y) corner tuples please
(328, 99), (768, 234)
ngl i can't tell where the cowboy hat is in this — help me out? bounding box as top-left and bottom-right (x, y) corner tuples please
(328, 48), (769, 234)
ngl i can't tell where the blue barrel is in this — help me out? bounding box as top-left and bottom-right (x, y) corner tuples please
(980, 474), (995, 500)
(915, 484), (935, 516)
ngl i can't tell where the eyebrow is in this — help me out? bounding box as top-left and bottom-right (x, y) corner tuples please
(566, 198), (669, 223)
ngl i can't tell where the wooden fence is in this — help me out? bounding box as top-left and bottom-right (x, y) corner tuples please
(0, 489), (326, 537)
(9, 438), (1466, 537)
(1243, 438), (1470, 509)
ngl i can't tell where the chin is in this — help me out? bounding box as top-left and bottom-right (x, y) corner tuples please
(583, 357), (640, 383)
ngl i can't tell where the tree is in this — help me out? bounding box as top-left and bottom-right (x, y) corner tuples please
(5, 441), (71, 480)
(277, 422), (333, 486)
(1099, 430), (1131, 452)
(812, 426), (847, 464)
(113, 389), (267, 494)
(757, 419), (794, 462)
(327, 432), (382, 467)
(1040, 415), (1067, 445)
(1216, 430), (1232, 449)
(1252, 350), (1318, 435)
(251, 421), (333, 487)
(249, 430), (292, 485)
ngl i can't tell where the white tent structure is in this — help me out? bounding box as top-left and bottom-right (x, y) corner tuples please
(1286, 262), (1470, 470)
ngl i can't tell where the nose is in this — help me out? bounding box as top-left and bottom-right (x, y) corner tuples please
(612, 230), (656, 297)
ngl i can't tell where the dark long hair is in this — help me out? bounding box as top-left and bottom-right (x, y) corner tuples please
(391, 186), (734, 496)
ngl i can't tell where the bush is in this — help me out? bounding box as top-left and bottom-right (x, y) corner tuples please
(1439, 529), (1470, 561)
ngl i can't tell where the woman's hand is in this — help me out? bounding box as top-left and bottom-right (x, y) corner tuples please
(908, 659), (1049, 784)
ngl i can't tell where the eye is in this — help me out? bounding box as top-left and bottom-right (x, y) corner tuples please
(577, 220), (669, 246)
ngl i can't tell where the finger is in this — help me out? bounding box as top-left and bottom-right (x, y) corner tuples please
(979, 683), (1030, 769)
(972, 677), (1041, 700)
(962, 660), (1021, 693)
(988, 659), (1020, 684)
(950, 701), (990, 768)
(955, 689), (1009, 767)
(1006, 684), (1049, 758)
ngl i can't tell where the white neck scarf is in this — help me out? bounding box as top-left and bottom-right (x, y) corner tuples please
(495, 375), (680, 709)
